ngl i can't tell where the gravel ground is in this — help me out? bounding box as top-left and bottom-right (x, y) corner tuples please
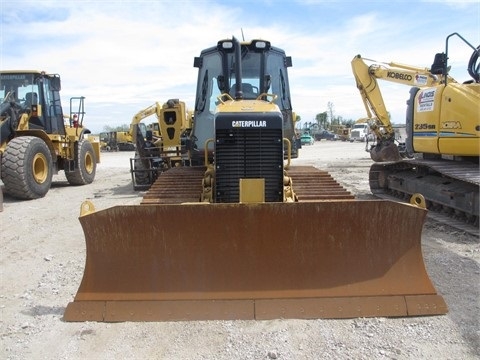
(1, 140), (479, 359)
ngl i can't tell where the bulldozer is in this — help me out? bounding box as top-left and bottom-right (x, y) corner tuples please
(64, 37), (447, 322)
(351, 32), (479, 229)
(0, 70), (100, 200)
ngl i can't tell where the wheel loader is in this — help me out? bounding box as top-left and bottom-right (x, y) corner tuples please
(351, 32), (479, 229)
(0, 70), (100, 200)
(64, 37), (447, 322)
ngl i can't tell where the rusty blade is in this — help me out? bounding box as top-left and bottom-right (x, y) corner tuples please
(64, 200), (447, 321)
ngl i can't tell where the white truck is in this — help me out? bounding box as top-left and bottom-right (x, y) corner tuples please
(350, 123), (373, 142)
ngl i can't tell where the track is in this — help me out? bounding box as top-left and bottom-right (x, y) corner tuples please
(141, 165), (354, 205)
(284, 166), (354, 201)
(141, 166), (205, 204)
(370, 158), (479, 236)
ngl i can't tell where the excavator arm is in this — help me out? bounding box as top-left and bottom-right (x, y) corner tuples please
(351, 55), (445, 161)
(128, 102), (163, 148)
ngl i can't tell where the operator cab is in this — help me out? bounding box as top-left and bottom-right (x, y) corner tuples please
(191, 38), (296, 164)
(0, 71), (66, 135)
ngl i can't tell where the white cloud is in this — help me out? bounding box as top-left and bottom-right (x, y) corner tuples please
(1, 0), (478, 132)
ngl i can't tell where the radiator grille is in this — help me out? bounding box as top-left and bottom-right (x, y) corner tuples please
(215, 127), (284, 202)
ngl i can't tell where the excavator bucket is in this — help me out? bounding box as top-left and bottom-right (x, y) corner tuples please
(370, 140), (403, 162)
(64, 200), (447, 322)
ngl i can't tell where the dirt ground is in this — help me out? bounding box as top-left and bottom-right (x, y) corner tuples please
(1, 140), (479, 360)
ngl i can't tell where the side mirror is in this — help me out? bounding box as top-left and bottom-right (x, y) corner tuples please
(264, 74), (271, 92)
(217, 75), (225, 92)
(50, 74), (61, 91)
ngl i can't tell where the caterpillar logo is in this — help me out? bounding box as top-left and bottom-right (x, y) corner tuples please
(232, 120), (267, 128)
(442, 121), (462, 129)
(1, 74), (27, 80)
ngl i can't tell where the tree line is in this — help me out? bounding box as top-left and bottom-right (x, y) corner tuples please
(297, 101), (355, 131)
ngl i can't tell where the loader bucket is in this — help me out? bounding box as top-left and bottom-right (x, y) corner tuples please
(64, 200), (447, 322)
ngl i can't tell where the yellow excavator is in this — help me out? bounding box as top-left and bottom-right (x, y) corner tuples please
(351, 32), (479, 228)
(128, 99), (193, 190)
(64, 37), (447, 322)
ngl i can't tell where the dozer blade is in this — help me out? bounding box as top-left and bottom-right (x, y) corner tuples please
(64, 200), (447, 322)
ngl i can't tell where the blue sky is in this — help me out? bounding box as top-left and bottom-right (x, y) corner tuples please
(1, 0), (479, 133)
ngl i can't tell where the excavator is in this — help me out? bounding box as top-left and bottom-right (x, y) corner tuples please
(64, 37), (447, 322)
(0, 70), (100, 200)
(351, 32), (479, 229)
(128, 99), (193, 190)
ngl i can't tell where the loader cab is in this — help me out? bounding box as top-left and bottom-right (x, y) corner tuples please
(0, 71), (66, 135)
(192, 38), (297, 164)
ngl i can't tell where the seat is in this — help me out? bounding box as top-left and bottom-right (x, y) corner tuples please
(24, 92), (38, 108)
(230, 83), (258, 99)
(430, 53), (446, 75)
(24, 92), (45, 129)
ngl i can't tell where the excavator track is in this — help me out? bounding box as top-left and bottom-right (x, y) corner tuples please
(370, 158), (479, 236)
(141, 165), (354, 204)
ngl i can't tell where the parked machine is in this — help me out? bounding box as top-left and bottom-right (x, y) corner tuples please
(0, 70), (100, 200)
(128, 99), (192, 190)
(64, 37), (446, 322)
(351, 32), (479, 227)
(330, 124), (350, 141)
(99, 131), (135, 151)
(350, 119), (374, 142)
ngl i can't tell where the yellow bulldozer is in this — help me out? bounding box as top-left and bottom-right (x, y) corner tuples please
(0, 70), (100, 200)
(64, 37), (447, 322)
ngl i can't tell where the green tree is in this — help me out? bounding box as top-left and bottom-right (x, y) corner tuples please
(342, 118), (355, 128)
(315, 112), (328, 129)
(103, 124), (130, 132)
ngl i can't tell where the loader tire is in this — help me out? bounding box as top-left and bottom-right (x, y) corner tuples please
(65, 140), (97, 185)
(1, 136), (53, 199)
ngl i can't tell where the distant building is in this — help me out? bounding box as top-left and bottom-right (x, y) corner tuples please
(392, 124), (406, 141)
